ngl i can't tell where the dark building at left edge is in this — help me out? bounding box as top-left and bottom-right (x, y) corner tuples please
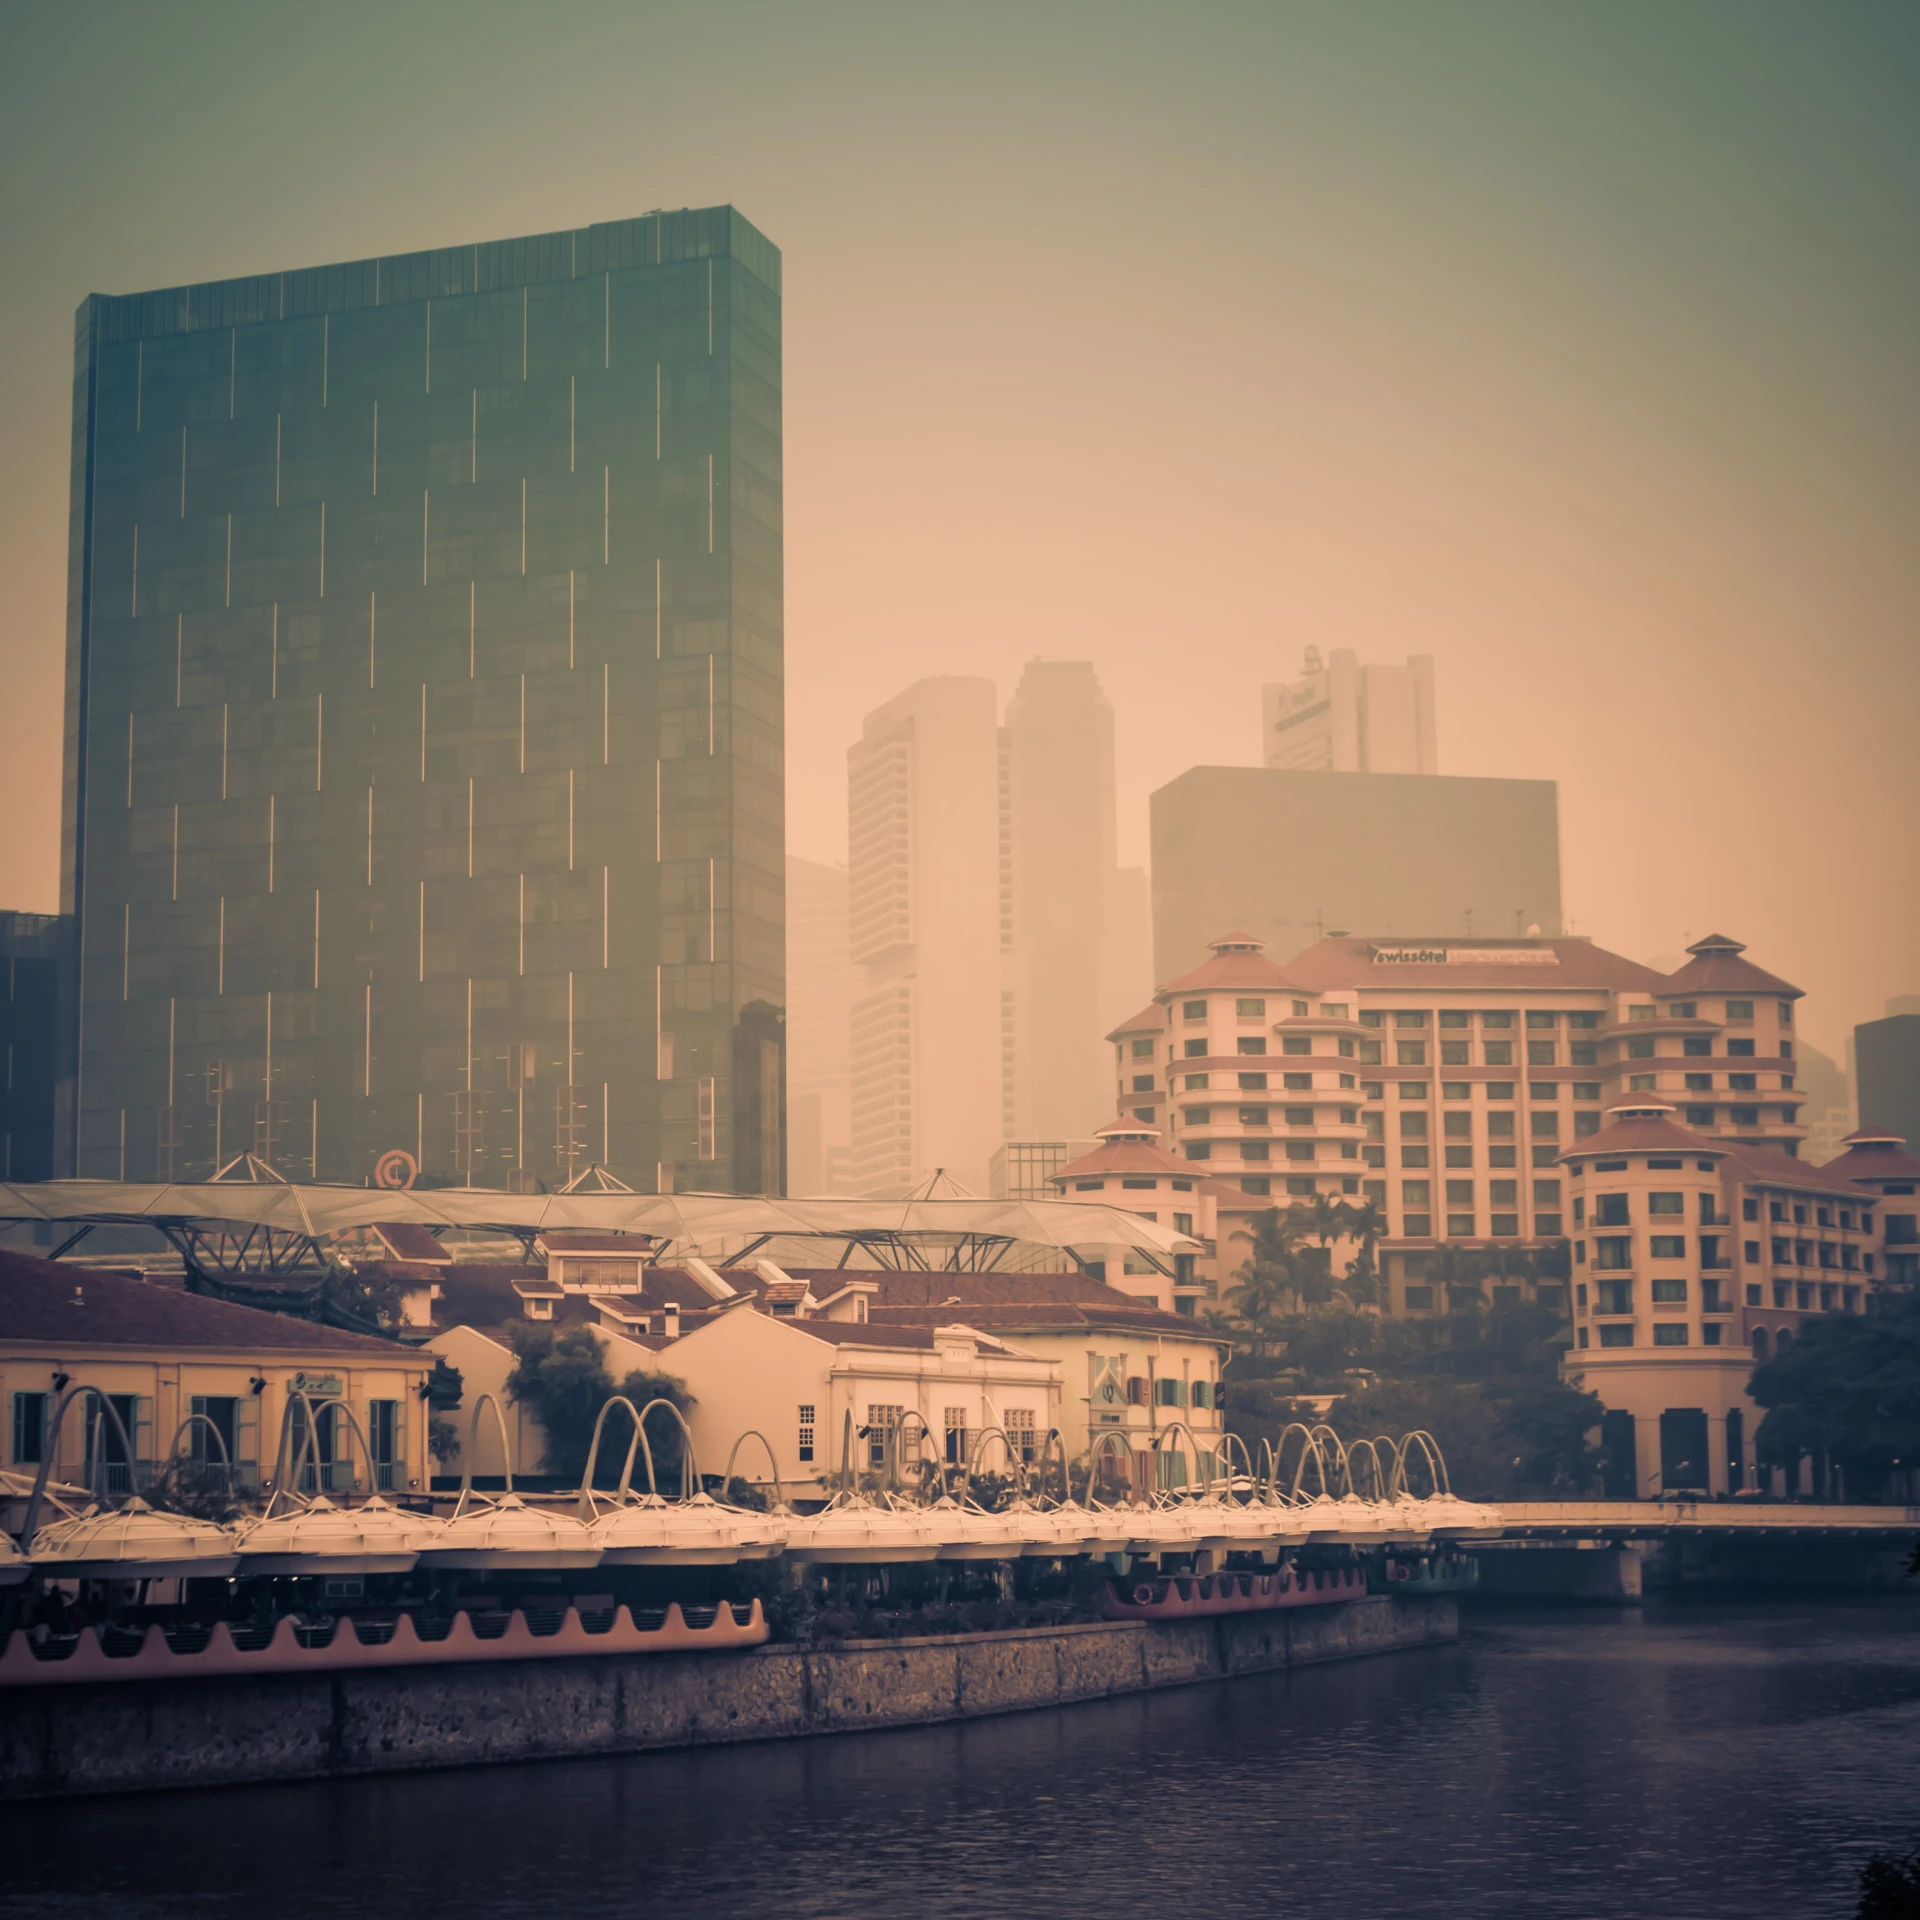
(57, 208), (784, 1194)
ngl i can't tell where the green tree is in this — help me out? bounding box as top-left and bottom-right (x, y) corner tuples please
(504, 1323), (694, 1486)
(1325, 1379), (1507, 1499)
(1751, 1291), (1920, 1499)
(1341, 1198), (1386, 1308)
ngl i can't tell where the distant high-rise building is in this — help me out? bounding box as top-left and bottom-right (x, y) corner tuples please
(1263, 648), (1437, 774)
(786, 857), (853, 1194)
(1855, 1004), (1920, 1164)
(847, 678), (1002, 1194)
(0, 913), (70, 1182)
(1151, 766), (1561, 980)
(1002, 660), (1150, 1140)
(59, 209), (784, 1193)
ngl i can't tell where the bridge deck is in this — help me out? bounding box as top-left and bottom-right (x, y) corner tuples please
(1493, 1501), (1920, 1540)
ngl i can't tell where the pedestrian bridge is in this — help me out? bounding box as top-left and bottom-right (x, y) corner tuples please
(1494, 1501), (1920, 1542)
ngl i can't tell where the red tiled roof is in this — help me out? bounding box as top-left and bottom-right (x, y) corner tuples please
(1283, 935), (1667, 994)
(1157, 935), (1301, 998)
(1715, 1140), (1885, 1198)
(0, 1248), (414, 1356)
(1659, 935), (1801, 1000)
(869, 1301), (1226, 1344)
(536, 1231), (654, 1254)
(1105, 1001), (1166, 1040)
(370, 1222), (451, 1265)
(1820, 1130), (1920, 1186)
(1054, 1131), (1189, 1181)
(1558, 1107), (1726, 1161)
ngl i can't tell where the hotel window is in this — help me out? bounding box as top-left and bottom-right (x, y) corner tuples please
(1648, 1192), (1684, 1215)
(1628, 1037), (1656, 1061)
(1005, 1408), (1037, 1463)
(1531, 1112), (1560, 1139)
(1294, 1001), (1311, 1017)
(1284, 1073), (1312, 1091)
(1570, 1044), (1598, 1066)
(1182, 1000), (1207, 1021)
(1530, 1082), (1559, 1102)
(1184, 1143), (1212, 1160)
(1652, 1324), (1689, 1346)
(1401, 1112), (1428, 1138)
(1670, 1002), (1697, 1019)
(1360, 1010), (1384, 1028)
(1491, 1214), (1520, 1237)
(1528, 1043), (1557, 1067)
(1685, 1106), (1714, 1125)
(1238, 1072), (1268, 1089)
(1574, 1082), (1602, 1101)
(1771, 1238), (1789, 1263)
(1245, 1142), (1273, 1162)
(944, 1409), (971, 1465)
(1441, 1041), (1470, 1066)
(1284, 1106), (1313, 1126)
(1183, 1106), (1210, 1124)
(1443, 1082), (1471, 1101)
(1595, 1237), (1633, 1271)
(1173, 1212), (1193, 1235)
(1627, 1005), (1656, 1022)
(1484, 1042), (1514, 1066)
(1447, 1214), (1476, 1237)
(1446, 1179), (1475, 1206)
(367, 1400), (401, 1491)
(1727, 1038), (1755, 1057)
(1189, 1381), (1212, 1410)
(1651, 1235), (1686, 1259)
(1726, 999), (1754, 1020)
(1683, 1037), (1712, 1058)
(1283, 1142), (1311, 1161)
(1402, 1180), (1431, 1207)
(1338, 1038), (1355, 1058)
(1131, 1039), (1154, 1058)
(1490, 1179), (1518, 1206)
(1359, 1040), (1383, 1065)
(1486, 1082), (1515, 1101)
(1443, 1111), (1472, 1138)
(1404, 1284), (1434, 1309)
(1730, 1106), (1760, 1127)
(1631, 1075), (1657, 1093)
(1685, 1074), (1713, 1092)
(1650, 1278), (1687, 1303)
(1236, 999), (1265, 1018)
(1482, 1011), (1513, 1029)
(1132, 1076), (1155, 1092)
(1395, 1011), (1427, 1028)
(1282, 1036), (1311, 1056)
(1599, 1325), (1634, 1347)
(1361, 1081), (1384, 1101)
(1595, 1193), (1630, 1225)
(797, 1406), (816, 1464)
(1237, 1038), (1267, 1056)
(1400, 1082), (1429, 1101)
(1154, 1378), (1187, 1407)
(1397, 1042), (1427, 1066)
(1404, 1213), (1433, 1237)
(1570, 1011), (1599, 1030)
(1075, 1180), (1104, 1191)
(1184, 1040), (1207, 1058)
(1185, 1073), (1209, 1089)
(1486, 1111), (1515, 1139)
(1730, 1073), (1757, 1092)
(1239, 1106), (1270, 1127)
(1445, 1145), (1473, 1169)
(1596, 1278), (1633, 1313)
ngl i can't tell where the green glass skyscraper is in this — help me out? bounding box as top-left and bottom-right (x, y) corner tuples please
(61, 208), (783, 1194)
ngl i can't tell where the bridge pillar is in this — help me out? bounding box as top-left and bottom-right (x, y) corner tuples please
(1476, 1544), (1643, 1601)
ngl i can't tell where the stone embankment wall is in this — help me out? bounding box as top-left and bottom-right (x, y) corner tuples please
(0, 1594), (1454, 1801)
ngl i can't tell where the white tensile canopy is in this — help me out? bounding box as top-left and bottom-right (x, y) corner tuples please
(0, 1181), (1200, 1262)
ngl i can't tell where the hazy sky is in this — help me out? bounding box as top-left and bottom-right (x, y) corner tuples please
(1, 2), (1915, 1064)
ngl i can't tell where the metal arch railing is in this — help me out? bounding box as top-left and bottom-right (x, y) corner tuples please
(448, 1392), (519, 1520)
(162, 1411), (236, 1497)
(1147, 1417), (1209, 1497)
(962, 1424), (1021, 1505)
(1395, 1429), (1453, 1499)
(576, 1396), (654, 1519)
(1085, 1428), (1137, 1507)
(18, 1386), (143, 1546)
(262, 1390), (380, 1518)
(721, 1429), (788, 1510)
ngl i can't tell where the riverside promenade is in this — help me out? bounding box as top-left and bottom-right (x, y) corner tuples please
(0, 1593), (1454, 1800)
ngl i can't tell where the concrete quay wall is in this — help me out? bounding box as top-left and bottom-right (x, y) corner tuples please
(0, 1595), (1454, 1801)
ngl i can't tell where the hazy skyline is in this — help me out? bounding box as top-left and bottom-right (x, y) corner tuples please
(2, 2), (1916, 1063)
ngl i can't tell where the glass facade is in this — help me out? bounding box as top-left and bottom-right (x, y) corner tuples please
(61, 208), (783, 1193)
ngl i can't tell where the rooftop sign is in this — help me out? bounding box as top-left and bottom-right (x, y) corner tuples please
(1369, 947), (1561, 967)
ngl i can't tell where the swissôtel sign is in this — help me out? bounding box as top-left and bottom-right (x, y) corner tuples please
(1369, 947), (1561, 967)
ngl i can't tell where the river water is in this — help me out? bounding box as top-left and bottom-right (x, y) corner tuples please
(3, 1596), (1916, 1919)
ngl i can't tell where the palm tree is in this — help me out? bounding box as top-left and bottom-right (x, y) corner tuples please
(1340, 1197), (1386, 1309)
(1223, 1207), (1316, 1358)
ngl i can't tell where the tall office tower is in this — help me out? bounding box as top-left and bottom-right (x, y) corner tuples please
(1262, 648), (1437, 774)
(847, 678), (1001, 1195)
(1855, 1003), (1920, 1160)
(1001, 660), (1150, 1139)
(59, 208), (784, 1193)
(0, 913), (70, 1181)
(785, 856), (853, 1194)
(1151, 767), (1562, 980)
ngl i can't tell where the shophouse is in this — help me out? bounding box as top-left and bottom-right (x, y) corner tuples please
(0, 1248), (432, 1495)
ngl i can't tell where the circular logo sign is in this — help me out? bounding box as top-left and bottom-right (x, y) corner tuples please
(373, 1149), (418, 1191)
